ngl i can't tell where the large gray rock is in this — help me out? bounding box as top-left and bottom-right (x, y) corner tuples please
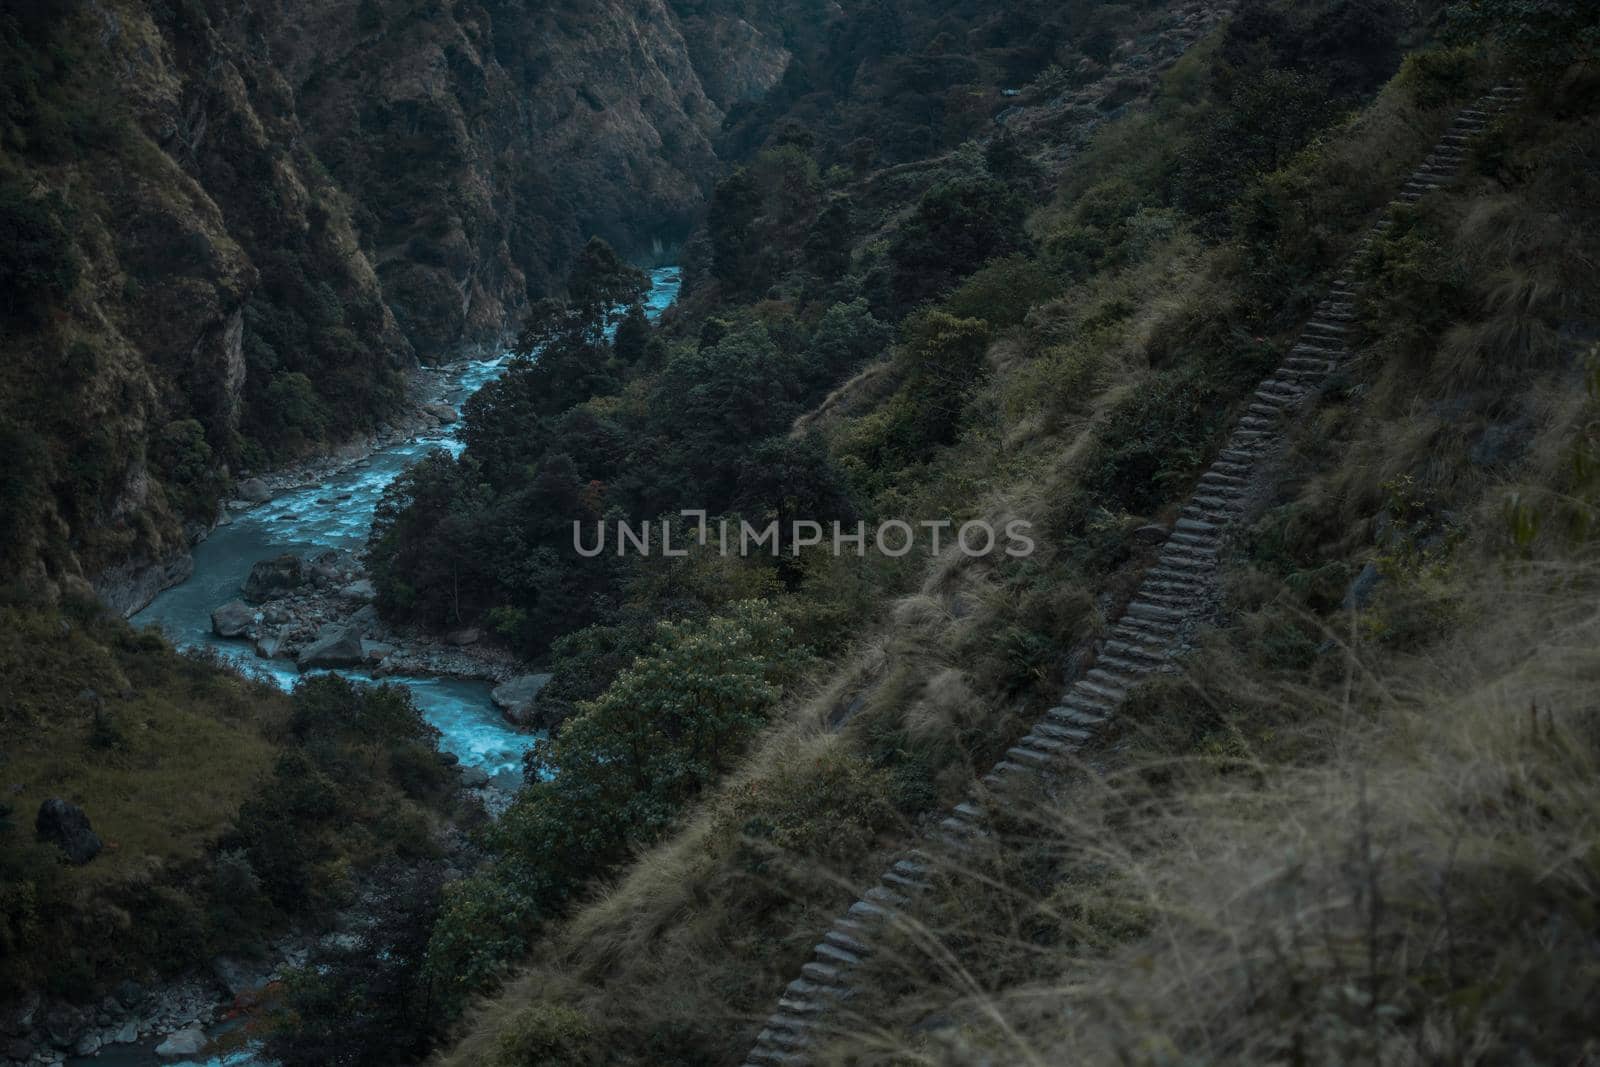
(36, 798), (102, 865)
(255, 624), (292, 660)
(422, 402), (459, 424)
(459, 765), (491, 788)
(362, 640), (396, 663)
(236, 477), (271, 503)
(155, 1026), (208, 1058)
(490, 673), (553, 726)
(210, 599), (255, 638)
(298, 626), (364, 670)
(243, 554), (306, 602)
(339, 579), (376, 603)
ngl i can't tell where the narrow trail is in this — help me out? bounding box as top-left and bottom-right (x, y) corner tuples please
(740, 82), (1527, 1067)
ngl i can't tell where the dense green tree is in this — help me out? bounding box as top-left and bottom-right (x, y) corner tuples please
(367, 452), (494, 627)
(888, 176), (1030, 312)
(0, 179), (78, 322)
(496, 601), (807, 883)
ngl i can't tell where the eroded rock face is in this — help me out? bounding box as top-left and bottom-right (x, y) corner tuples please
(36, 799), (103, 866)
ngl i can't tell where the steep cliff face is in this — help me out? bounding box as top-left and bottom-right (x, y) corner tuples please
(0, 0), (793, 608)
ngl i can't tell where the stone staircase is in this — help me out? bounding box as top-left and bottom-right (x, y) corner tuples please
(739, 82), (1525, 1067)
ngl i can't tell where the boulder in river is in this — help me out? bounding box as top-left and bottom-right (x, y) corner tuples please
(210, 599), (255, 638)
(243, 554), (307, 602)
(236, 477), (271, 503)
(422, 402), (459, 424)
(491, 673), (553, 726)
(459, 765), (491, 788)
(255, 624), (292, 659)
(298, 625), (364, 670)
(362, 640), (396, 663)
(35, 798), (102, 865)
(155, 1026), (208, 1058)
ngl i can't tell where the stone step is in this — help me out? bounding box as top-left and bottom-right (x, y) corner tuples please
(881, 870), (927, 893)
(1291, 340), (1346, 356)
(1086, 665), (1133, 689)
(1102, 641), (1165, 667)
(864, 885), (906, 908)
(1211, 458), (1251, 476)
(1047, 703), (1109, 727)
(1200, 469), (1247, 485)
(777, 996), (822, 1017)
(1077, 676), (1128, 702)
(1147, 564), (1208, 584)
(1019, 730), (1079, 756)
(1007, 744), (1059, 769)
(847, 899), (890, 922)
(786, 977), (844, 1001)
(977, 762), (1030, 790)
(824, 929), (872, 956)
(766, 1013), (821, 1036)
(1032, 719), (1094, 743)
(801, 961), (846, 986)
(1191, 494), (1244, 513)
(1239, 415), (1276, 432)
(758, 1026), (814, 1050)
(1303, 320), (1348, 334)
(748, 1047), (810, 1066)
(1176, 516), (1220, 534)
(1127, 598), (1189, 622)
(1167, 533), (1217, 553)
(814, 941), (862, 967)
(1092, 652), (1150, 676)
(1144, 567), (1209, 588)
(1113, 616), (1177, 643)
(892, 857), (929, 879)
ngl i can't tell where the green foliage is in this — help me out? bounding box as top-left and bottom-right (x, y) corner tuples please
(1394, 45), (1481, 109)
(0, 416), (52, 569)
(1445, 0), (1600, 67)
(888, 176), (1030, 312)
(840, 311), (991, 488)
(1353, 206), (1472, 365)
(716, 747), (897, 873)
(266, 864), (447, 1067)
(154, 419), (224, 521)
(494, 1004), (594, 1067)
(423, 871), (544, 1018)
(504, 601), (808, 872)
(0, 177), (79, 322)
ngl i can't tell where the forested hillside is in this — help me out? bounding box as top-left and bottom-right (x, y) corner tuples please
(0, 0), (798, 611)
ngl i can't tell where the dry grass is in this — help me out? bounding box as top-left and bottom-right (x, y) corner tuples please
(821, 552), (1600, 1066)
(0, 606), (284, 880)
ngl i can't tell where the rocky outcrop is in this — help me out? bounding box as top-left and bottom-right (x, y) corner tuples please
(35, 799), (102, 866)
(94, 552), (197, 619)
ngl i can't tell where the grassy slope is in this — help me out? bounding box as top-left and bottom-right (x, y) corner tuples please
(426, 30), (1593, 1067)
(818, 69), (1600, 1066)
(0, 594), (287, 994)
